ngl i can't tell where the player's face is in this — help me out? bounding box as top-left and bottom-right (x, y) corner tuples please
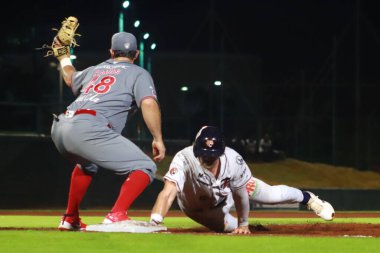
(199, 156), (218, 170)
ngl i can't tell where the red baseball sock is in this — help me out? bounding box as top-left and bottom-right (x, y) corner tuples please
(111, 170), (150, 213)
(65, 165), (93, 215)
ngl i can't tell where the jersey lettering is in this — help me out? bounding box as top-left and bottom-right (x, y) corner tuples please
(246, 177), (256, 197)
(82, 75), (99, 94)
(82, 75), (116, 94)
(94, 76), (116, 93)
(221, 178), (231, 189)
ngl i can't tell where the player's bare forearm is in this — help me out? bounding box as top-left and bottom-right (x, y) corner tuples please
(53, 38), (75, 88)
(141, 98), (163, 141)
(61, 64), (75, 88)
(141, 98), (166, 161)
(232, 187), (250, 229)
(151, 180), (177, 224)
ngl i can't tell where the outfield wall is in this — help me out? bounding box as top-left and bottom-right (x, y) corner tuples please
(298, 189), (380, 211)
(0, 134), (184, 210)
(0, 135), (379, 211)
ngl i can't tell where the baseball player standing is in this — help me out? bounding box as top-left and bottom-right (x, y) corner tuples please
(150, 126), (334, 234)
(51, 31), (166, 231)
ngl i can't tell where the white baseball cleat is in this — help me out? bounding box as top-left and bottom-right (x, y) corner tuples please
(306, 191), (335, 221)
(58, 214), (87, 231)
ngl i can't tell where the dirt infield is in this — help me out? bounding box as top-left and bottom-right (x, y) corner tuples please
(1, 210), (379, 218)
(169, 224), (380, 237)
(1, 210), (379, 237)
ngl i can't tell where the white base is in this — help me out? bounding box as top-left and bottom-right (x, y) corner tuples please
(85, 220), (167, 233)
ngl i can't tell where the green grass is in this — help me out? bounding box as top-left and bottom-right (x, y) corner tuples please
(0, 231), (379, 253)
(0, 214), (379, 253)
(1, 215), (379, 228)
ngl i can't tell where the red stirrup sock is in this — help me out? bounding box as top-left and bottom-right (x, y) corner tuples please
(111, 170), (150, 213)
(65, 165), (93, 215)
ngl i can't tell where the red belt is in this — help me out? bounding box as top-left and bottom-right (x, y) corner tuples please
(65, 109), (96, 118)
(73, 109), (96, 116)
(63, 109), (112, 128)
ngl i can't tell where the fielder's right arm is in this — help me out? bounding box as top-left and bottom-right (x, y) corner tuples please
(150, 180), (177, 225)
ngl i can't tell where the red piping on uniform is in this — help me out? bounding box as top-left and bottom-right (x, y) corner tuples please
(65, 109), (97, 116)
(74, 109), (97, 116)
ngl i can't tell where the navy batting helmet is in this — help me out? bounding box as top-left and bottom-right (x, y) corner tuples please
(193, 126), (225, 158)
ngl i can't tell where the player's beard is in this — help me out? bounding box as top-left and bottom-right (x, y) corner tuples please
(199, 156), (218, 170)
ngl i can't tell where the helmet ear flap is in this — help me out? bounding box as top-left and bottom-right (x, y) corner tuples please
(193, 126), (225, 158)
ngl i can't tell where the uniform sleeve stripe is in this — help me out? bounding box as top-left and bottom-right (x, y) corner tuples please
(138, 96), (158, 107)
(163, 176), (181, 193)
(230, 177), (251, 190)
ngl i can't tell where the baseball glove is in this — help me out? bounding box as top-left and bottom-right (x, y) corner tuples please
(38, 16), (81, 58)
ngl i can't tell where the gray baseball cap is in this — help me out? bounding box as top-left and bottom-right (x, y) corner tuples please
(111, 32), (137, 51)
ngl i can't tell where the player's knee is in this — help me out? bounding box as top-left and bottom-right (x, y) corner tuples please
(137, 162), (157, 183)
(224, 213), (238, 232)
(80, 163), (99, 175)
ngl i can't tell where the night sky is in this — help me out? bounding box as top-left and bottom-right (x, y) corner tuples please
(3, 0), (380, 81)
(2, 0), (380, 167)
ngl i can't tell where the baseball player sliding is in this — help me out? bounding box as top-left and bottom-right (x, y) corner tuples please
(50, 29), (165, 230)
(150, 126), (334, 234)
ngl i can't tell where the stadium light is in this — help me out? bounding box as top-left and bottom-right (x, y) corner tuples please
(122, 1), (130, 9)
(134, 20), (140, 28)
(69, 48), (76, 61)
(143, 33), (150, 40)
(181, 86), (189, 92)
(119, 1), (130, 32)
(214, 80), (222, 86)
(213, 80), (224, 131)
(150, 43), (157, 50)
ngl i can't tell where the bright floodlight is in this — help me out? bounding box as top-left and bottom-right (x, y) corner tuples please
(134, 20), (140, 28)
(143, 33), (150, 40)
(150, 43), (157, 50)
(70, 55), (77, 60)
(214, 80), (222, 86)
(122, 1), (130, 9)
(181, 86), (189, 91)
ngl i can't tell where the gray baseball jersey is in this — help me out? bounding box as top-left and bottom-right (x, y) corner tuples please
(163, 146), (252, 230)
(69, 60), (157, 133)
(51, 59), (157, 180)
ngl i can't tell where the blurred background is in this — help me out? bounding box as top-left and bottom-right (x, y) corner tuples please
(1, 0), (380, 172)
